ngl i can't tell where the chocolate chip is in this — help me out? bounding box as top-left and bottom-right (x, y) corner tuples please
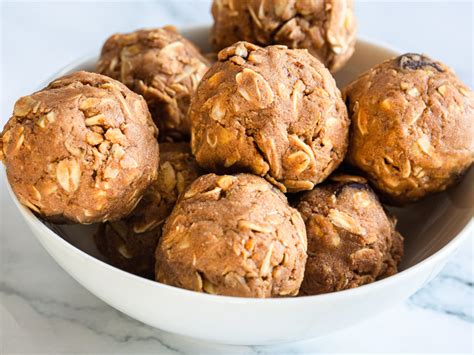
(398, 53), (444, 72)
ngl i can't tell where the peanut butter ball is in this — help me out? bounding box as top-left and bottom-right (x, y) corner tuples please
(296, 175), (404, 295)
(211, 0), (357, 72)
(344, 53), (474, 204)
(189, 42), (349, 192)
(97, 26), (210, 141)
(0, 71), (159, 224)
(155, 173), (308, 297)
(94, 143), (201, 278)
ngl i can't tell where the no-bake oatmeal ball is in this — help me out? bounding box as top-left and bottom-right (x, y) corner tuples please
(94, 143), (201, 278)
(295, 175), (404, 295)
(344, 53), (474, 204)
(97, 26), (211, 141)
(0, 71), (159, 224)
(189, 42), (350, 192)
(155, 173), (308, 297)
(211, 0), (357, 72)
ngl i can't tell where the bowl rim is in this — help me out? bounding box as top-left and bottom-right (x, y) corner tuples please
(4, 29), (473, 304)
(7, 176), (473, 305)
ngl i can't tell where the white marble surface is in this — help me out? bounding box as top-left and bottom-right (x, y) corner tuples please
(1, 1), (473, 353)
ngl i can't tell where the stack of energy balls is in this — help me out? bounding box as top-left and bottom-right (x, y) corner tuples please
(1, 1), (473, 298)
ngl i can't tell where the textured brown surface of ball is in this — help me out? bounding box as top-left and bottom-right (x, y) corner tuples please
(189, 42), (349, 192)
(211, 0), (357, 72)
(344, 53), (474, 204)
(94, 143), (201, 278)
(0, 71), (159, 224)
(97, 26), (210, 141)
(155, 173), (308, 297)
(296, 175), (404, 295)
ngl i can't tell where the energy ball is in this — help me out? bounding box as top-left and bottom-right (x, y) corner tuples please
(189, 42), (349, 192)
(0, 71), (159, 224)
(344, 53), (474, 204)
(296, 175), (404, 295)
(94, 143), (201, 278)
(211, 0), (357, 72)
(97, 26), (211, 141)
(155, 173), (308, 297)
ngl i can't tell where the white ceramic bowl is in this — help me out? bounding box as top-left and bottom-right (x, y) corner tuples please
(4, 26), (473, 345)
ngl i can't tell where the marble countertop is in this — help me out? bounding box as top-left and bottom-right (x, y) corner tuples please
(1, 1), (473, 353)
